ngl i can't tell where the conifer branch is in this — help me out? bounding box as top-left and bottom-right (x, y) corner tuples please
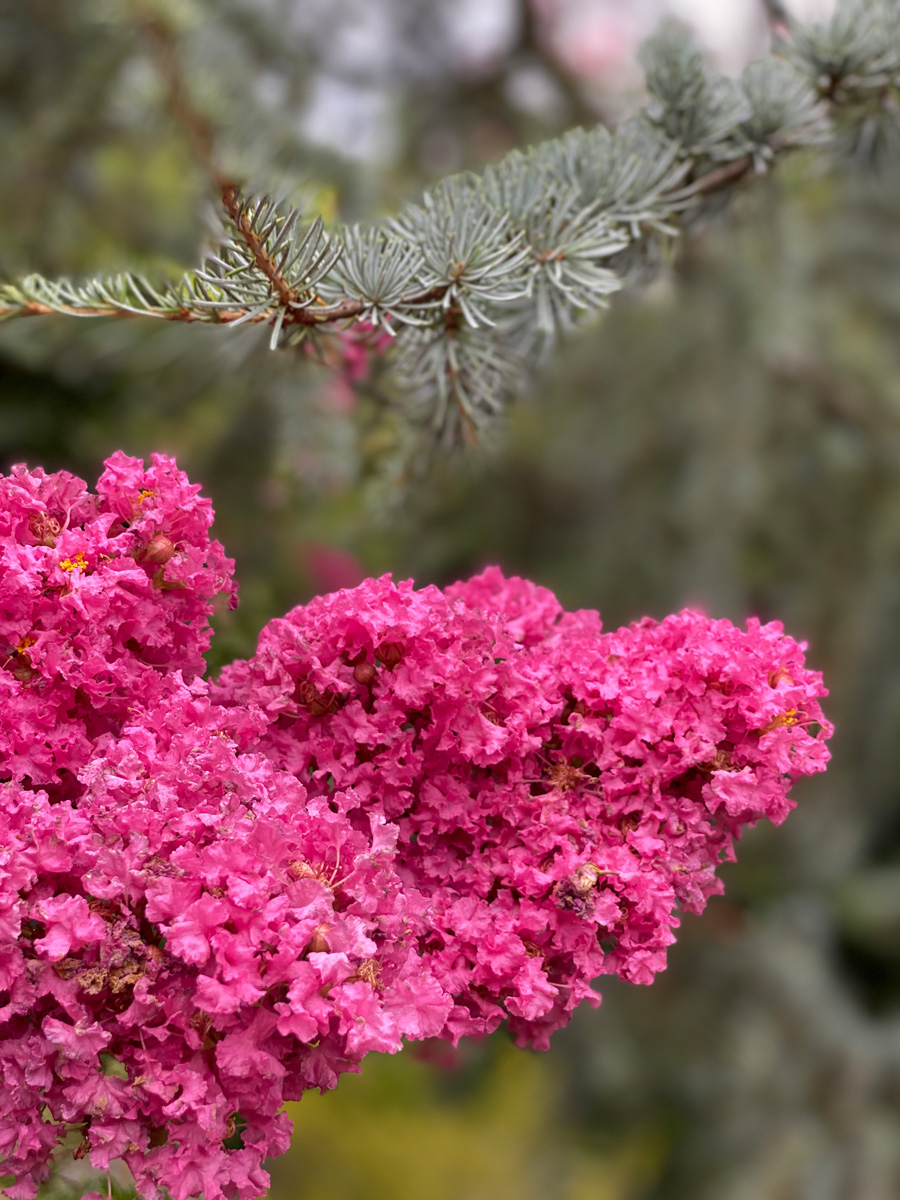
(219, 184), (301, 310)
(1, 0), (898, 440)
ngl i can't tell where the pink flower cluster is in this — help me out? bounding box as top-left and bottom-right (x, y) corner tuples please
(0, 458), (831, 1200)
(0, 453), (234, 800)
(216, 570), (831, 1048)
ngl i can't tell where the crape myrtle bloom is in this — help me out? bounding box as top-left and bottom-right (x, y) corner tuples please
(0, 456), (831, 1200)
(0, 678), (449, 1200)
(215, 567), (832, 1050)
(0, 453), (235, 799)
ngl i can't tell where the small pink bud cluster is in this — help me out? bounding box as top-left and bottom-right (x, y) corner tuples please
(0, 458), (831, 1200)
(309, 321), (395, 415)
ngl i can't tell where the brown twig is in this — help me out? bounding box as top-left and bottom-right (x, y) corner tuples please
(136, 5), (224, 191)
(7, 300), (261, 325)
(219, 183), (299, 309)
(0, 283), (450, 329)
(672, 130), (807, 203)
(138, 5), (309, 315)
(677, 155), (756, 200)
(297, 284), (448, 327)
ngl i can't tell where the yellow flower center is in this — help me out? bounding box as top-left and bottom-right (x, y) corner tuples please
(764, 708), (800, 732)
(59, 552), (88, 573)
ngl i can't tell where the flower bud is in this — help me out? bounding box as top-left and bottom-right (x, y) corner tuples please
(142, 534), (175, 565)
(376, 641), (404, 670)
(306, 923), (331, 954)
(353, 661), (376, 686)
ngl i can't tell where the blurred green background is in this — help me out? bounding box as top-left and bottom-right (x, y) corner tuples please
(2, 3), (900, 1198)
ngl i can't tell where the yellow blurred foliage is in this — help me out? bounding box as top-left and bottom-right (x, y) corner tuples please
(272, 1038), (659, 1200)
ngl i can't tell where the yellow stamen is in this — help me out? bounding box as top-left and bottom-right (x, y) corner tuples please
(59, 552), (88, 573)
(763, 708), (799, 732)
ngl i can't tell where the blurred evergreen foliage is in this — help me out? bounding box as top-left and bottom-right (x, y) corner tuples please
(2, 2), (900, 1199)
(10, 2), (897, 442)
